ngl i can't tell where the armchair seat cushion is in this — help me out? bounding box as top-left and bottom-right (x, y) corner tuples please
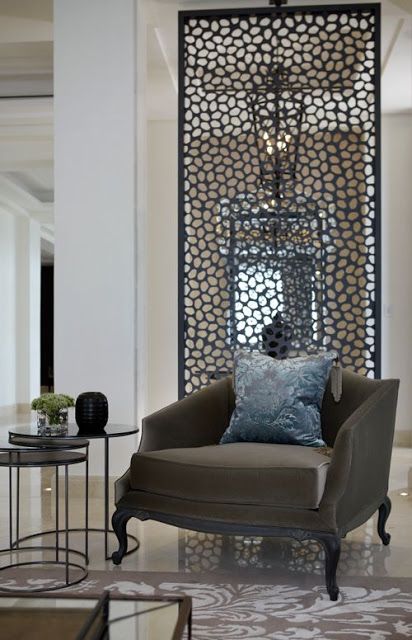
(130, 443), (331, 510)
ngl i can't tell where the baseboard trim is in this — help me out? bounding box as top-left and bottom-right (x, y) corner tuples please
(393, 431), (412, 447)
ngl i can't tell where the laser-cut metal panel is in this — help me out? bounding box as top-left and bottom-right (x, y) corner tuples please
(179, 4), (380, 397)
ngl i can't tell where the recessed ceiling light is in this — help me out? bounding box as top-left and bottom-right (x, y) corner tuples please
(44, 487), (52, 492)
(400, 491), (409, 497)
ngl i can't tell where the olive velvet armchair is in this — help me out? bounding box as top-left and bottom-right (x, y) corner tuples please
(111, 368), (399, 600)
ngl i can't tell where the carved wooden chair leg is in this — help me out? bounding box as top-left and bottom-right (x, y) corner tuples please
(377, 496), (392, 546)
(111, 508), (132, 565)
(315, 533), (341, 601)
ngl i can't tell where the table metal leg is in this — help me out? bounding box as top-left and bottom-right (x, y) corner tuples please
(65, 466), (69, 585)
(85, 454), (89, 565)
(8, 467), (12, 550)
(55, 465), (59, 562)
(16, 468), (20, 550)
(188, 608), (193, 640)
(104, 438), (109, 560)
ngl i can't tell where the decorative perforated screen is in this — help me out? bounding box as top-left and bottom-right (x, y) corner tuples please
(178, 4), (380, 397)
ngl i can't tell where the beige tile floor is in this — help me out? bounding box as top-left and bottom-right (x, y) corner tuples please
(0, 413), (411, 581)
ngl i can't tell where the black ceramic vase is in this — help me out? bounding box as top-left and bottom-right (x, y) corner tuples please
(75, 392), (108, 432)
(261, 312), (293, 360)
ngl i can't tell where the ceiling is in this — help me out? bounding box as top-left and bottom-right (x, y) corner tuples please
(146, 0), (412, 117)
(0, 0), (52, 261)
(0, 0), (411, 263)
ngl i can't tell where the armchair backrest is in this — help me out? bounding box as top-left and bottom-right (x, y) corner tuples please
(140, 368), (396, 453)
(321, 369), (387, 447)
(226, 367), (390, 448)
(140, 376), (234, 452)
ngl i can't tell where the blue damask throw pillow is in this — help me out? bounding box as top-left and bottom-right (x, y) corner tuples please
(220, 351), (336, 447)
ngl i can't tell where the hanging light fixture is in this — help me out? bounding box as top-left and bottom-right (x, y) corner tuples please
(248, 63), (304, 199)
(215, 1), (324, 354)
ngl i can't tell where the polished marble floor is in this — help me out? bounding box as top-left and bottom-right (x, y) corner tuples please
(0, 432), (409, 582)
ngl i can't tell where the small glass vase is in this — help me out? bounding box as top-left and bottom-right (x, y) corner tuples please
(37, 408), (68, 436)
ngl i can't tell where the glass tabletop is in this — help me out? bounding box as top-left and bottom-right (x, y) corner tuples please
(0, 449), (88, 468)
(0, 593), (191, 640)
(8, 423), (139, 440)
(0, 438), (89, 452)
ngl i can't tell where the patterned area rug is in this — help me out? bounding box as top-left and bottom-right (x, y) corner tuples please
(1, 570), (412, 639)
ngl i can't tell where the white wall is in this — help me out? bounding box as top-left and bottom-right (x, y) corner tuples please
(54, 0), (138, 474)
(147, 120), (178, 413)
(382, 114), (412, 439)
(0, 213), (40, 412)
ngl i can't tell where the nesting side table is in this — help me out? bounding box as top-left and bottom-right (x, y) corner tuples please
(0, 439), (89, 592)
(9, 424), (139, 560)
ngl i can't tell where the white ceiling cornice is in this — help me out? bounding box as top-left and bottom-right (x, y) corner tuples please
(0, 96), (52, 121)
(0, 174), (53, 220)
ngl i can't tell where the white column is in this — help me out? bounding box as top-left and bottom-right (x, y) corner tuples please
(0, 212), (16, 409)
(28, 219), (41, 402)
(0, 214), (40, 411)
(15, 217), (41, 407)
(54, 0), (138, 474)
(136, 0), (149, 424)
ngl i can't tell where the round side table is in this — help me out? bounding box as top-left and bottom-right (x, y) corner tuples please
(9, 424), (139, 560)
(0, 439), (89, 593)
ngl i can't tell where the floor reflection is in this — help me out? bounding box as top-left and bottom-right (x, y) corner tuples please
(178, 530), (391, 577)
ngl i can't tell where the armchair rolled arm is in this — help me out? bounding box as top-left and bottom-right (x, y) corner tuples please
(320, 378), (399, 534)
(139, 377), (233, 452)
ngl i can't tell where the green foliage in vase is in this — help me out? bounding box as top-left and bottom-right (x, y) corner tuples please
(31, 393), (75, 425)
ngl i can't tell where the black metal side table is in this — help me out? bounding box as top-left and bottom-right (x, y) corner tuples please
(0, 439), (89, 592)
(9, 424), (139, 560)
